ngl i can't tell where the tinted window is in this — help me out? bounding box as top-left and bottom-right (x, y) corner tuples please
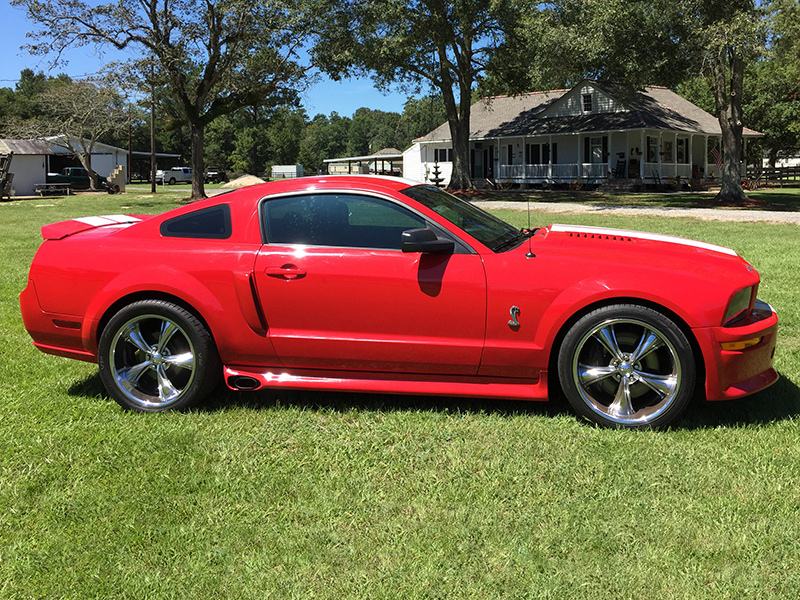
(161, 205), (231, 239)
(401, 185), (520, 251)
(264, 194), (425, 249)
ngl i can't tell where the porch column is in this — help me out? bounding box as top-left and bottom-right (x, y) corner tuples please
(704, 136), (709, 178)
(742, 137), (747, 176)
(548, 135), (553, 180)
(689, 135), (694, 179)
(639, 130), (645, 179)
(607, 132), (613, 178)
(523, 135), (527, 181)
(497, 139), (501, 179)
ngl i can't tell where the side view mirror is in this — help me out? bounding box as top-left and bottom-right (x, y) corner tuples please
(401, 228), (455, 254)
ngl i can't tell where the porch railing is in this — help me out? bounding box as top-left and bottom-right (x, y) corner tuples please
(496, 163), (605, 181)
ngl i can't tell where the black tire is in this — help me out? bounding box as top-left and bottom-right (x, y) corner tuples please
(557, 304), (696, 429)
(168, 177), (176, 185)
(98, 300), (220, 412)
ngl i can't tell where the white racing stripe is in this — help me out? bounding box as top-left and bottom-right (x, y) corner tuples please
(74, 215), (141, 227)
(550, 224), (738, 257)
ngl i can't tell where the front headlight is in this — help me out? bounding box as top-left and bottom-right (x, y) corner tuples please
(723, 286), (755, 325)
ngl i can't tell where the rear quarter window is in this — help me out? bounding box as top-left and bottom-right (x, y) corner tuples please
(160, 205), (232, 239)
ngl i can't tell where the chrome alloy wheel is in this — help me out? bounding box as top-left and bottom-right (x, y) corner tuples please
(108, 313), (197, 409)
(570, 317), (682, 426)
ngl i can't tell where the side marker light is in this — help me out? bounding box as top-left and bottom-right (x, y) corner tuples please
(720, 338), (762, 351)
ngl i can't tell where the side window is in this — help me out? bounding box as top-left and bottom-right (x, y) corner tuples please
(160, 204), (231, 239)
(264, 194), (426, 250)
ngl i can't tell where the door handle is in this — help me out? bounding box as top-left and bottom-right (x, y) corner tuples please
(266, 265), (307, 280)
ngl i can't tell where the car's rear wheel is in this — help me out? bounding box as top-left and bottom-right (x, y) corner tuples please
(98, 300), (219, 411)
(168, 177), (176, 185)
(557, 304), (696, 429)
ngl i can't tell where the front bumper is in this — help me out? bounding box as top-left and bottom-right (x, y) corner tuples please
(695, 300), (779, 401)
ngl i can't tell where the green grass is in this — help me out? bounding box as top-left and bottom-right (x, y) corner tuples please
(473, 183), (800, 212)
(2, 189), (800, 599)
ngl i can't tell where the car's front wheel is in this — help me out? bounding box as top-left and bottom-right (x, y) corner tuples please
(557, 304), (696, 429)
(98, 300), (220, 411)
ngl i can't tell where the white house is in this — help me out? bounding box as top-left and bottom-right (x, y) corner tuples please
(406, 79), (762, 188)
(0, 136), (128, 196)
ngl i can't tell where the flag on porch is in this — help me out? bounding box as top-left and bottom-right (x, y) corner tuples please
(711, 146), (722, 170)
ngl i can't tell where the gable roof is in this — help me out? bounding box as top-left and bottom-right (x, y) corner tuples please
(418, 80), (761, 142)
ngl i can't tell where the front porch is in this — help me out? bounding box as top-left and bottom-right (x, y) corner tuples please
(484, 131), (748, 186)
(419, 129), (752, 189)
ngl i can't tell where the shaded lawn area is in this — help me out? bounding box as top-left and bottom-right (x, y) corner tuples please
(460, 184), (800, 212)
(2, 191), (800, 599)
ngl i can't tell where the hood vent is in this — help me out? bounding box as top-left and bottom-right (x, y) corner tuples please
(566, 231), (633, 243)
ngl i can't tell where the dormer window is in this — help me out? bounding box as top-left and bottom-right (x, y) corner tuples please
(582, 93), (593, 113)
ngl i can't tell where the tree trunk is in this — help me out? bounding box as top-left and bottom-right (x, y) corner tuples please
(190, 122), (207, 199)
(710, 51), (748, 203)
(436, 43), (474, 191)
(75, 152), (100, 191)
(449, 115), (473, 190)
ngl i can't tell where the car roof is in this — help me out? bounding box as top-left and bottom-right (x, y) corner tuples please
(254, 174), (420, 195)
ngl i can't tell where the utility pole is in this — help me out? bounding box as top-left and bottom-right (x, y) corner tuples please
(150, 63), (157, 194)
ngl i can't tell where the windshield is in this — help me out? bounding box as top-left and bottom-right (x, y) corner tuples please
(400, 185), (522, 252)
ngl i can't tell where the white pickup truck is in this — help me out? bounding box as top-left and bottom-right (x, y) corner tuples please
(155, 167), (192, 185)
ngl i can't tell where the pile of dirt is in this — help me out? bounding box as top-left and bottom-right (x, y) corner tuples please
(221, 175), (266, 188)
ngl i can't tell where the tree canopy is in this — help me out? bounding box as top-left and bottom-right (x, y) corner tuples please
(12, 0), (308, 198)
(1, 73), (127, 190)
(309, 0), (522, 189)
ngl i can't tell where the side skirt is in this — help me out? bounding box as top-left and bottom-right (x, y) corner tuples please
(224, 366), (549, 401)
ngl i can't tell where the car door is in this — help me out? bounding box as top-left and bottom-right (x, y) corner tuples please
(254, 192), (487, 375)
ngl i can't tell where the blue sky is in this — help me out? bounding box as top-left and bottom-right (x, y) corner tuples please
(0, 2), (411, 118)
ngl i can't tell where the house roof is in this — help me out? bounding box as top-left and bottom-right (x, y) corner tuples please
(0, 139), (54, 155)
(43, 135), (128, 154)
(418, 82), (762, 142)
(323, 148), (404, 163)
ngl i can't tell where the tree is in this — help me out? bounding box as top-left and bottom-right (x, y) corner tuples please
(4, 76), (127, 190)
(14, 0), (308, 199)
(396, 96), (447, 149)
(267, 107), (308, 166)
(345, 108), (402, 156)
(310, 0), (521, 190)
(692, 0), (767, 202)
(0, 69), (72, 128)
(493, 0), (692, 93)
(744, 0), (800, 166)
(297, 112), (352, 173)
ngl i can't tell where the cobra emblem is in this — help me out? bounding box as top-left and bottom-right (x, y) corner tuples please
(508, 305), (521, 328)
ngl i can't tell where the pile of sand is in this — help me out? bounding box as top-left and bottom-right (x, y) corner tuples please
(221, 175), (266, 188)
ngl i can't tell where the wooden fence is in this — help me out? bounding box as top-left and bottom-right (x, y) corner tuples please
(746, 165), (800, 186)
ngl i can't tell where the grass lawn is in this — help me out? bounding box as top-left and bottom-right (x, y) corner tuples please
(2, 187), (800, 599)
(466, 183), (800, 212)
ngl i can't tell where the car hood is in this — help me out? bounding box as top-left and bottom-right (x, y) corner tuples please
(529, 222), (758, 289)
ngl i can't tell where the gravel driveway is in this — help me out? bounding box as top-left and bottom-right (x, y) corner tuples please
(472, 201), (800, 225)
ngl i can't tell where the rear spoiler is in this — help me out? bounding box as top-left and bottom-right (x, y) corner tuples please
(41, 214), (150, 240)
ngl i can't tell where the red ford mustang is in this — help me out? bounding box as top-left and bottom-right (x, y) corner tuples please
(20, 175), (778, 428)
